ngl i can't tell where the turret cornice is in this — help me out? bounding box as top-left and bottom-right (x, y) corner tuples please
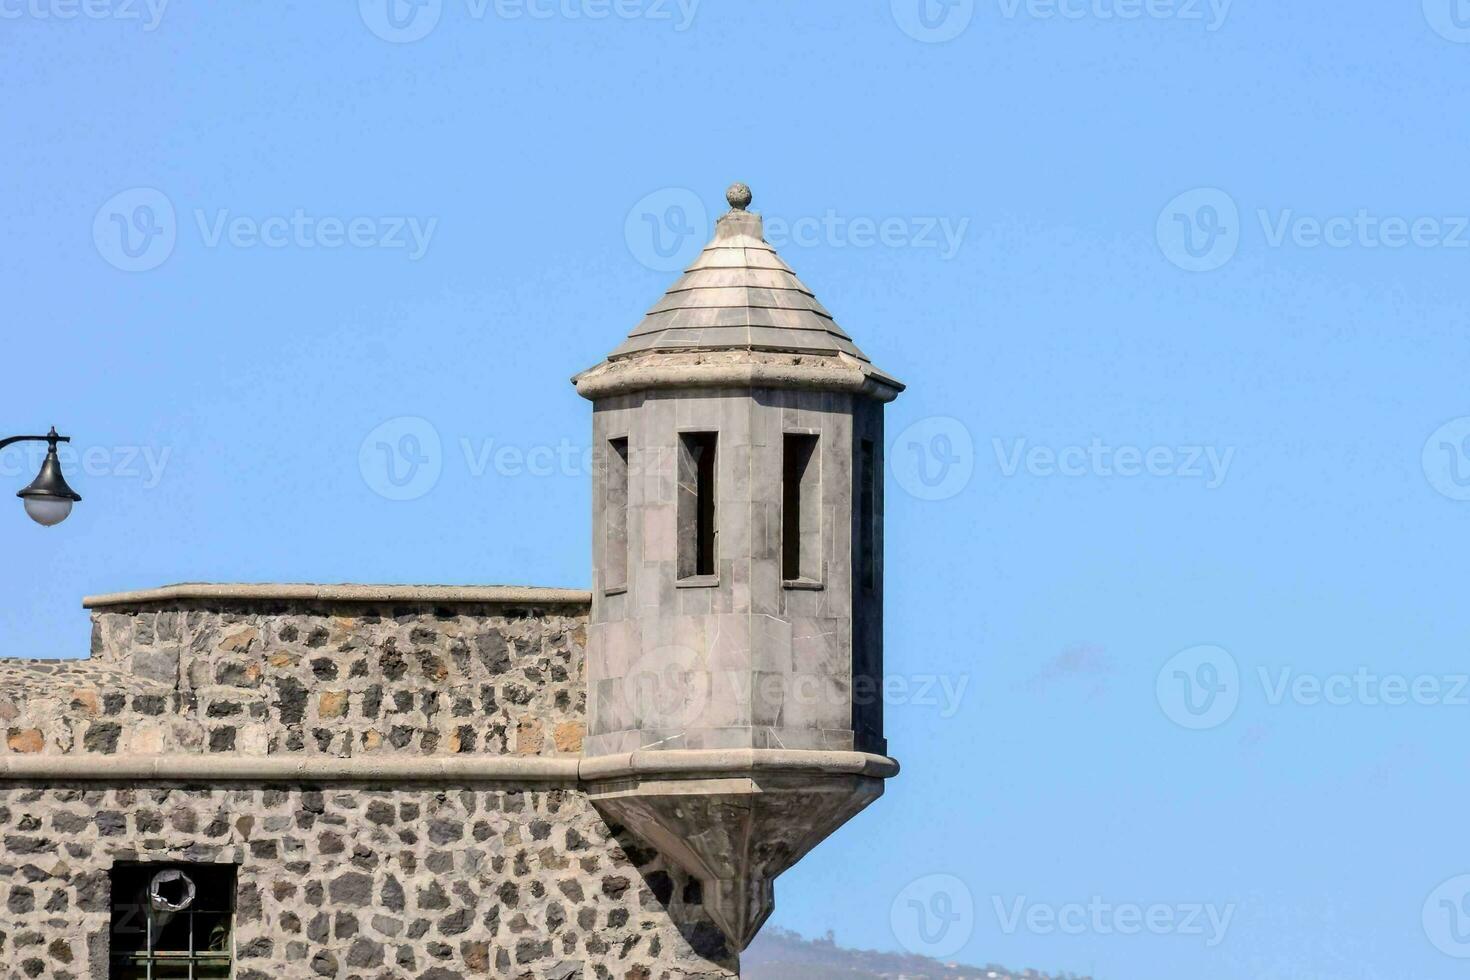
(572, 349), (904, 402)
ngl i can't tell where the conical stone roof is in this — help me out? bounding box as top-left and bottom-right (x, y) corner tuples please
(575, 183), (903, 400)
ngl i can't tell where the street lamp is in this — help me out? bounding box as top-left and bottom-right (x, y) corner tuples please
(2, 427), (82, 526)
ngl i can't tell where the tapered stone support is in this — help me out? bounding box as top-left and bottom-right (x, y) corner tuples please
(586, 765), (887, 950)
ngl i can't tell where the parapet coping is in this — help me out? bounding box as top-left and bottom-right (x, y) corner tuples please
(572, 350), (904, 403)
(82, 583), (594, 609)
(0, 749), (899, 784)
(579, 749), (899, 781)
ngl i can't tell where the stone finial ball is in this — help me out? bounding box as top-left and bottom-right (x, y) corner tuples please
(726, 182), (753, 211)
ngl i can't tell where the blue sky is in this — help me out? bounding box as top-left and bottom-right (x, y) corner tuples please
(4, 2), (1469, 977)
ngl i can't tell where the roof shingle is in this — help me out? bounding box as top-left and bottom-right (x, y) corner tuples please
(609, 196), (872, 364)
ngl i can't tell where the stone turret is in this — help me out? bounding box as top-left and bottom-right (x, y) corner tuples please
(574, 183), (904, 950)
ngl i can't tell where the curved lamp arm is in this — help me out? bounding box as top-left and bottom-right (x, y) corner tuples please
(0, 429), (71, 452)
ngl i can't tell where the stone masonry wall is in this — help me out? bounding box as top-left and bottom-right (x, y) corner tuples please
(0, 594), (741, 979)
(0, 782), (734, 979)
(1, 599), (589, 761)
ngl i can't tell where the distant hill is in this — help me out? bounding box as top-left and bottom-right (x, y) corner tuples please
(742, 926), (1095, 980)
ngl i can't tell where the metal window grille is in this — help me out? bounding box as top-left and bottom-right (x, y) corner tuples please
(109, 863), (235, 979)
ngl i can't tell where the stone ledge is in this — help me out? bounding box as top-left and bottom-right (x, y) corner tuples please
(579, 749), (900, 782)
(0, 754), (582, 783)
(572, 350), (904, 402)
(0, 749), (898, 784)
(83, 582), (593, 609)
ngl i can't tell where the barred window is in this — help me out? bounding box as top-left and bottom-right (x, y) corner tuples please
(110, 863), (235, 979)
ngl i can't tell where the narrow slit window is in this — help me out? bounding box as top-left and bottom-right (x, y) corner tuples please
(783, 433), (821, 582)
(677, 432), (718, 579)
(859, 439), (876, 591)
(605, 438), (629, 592)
